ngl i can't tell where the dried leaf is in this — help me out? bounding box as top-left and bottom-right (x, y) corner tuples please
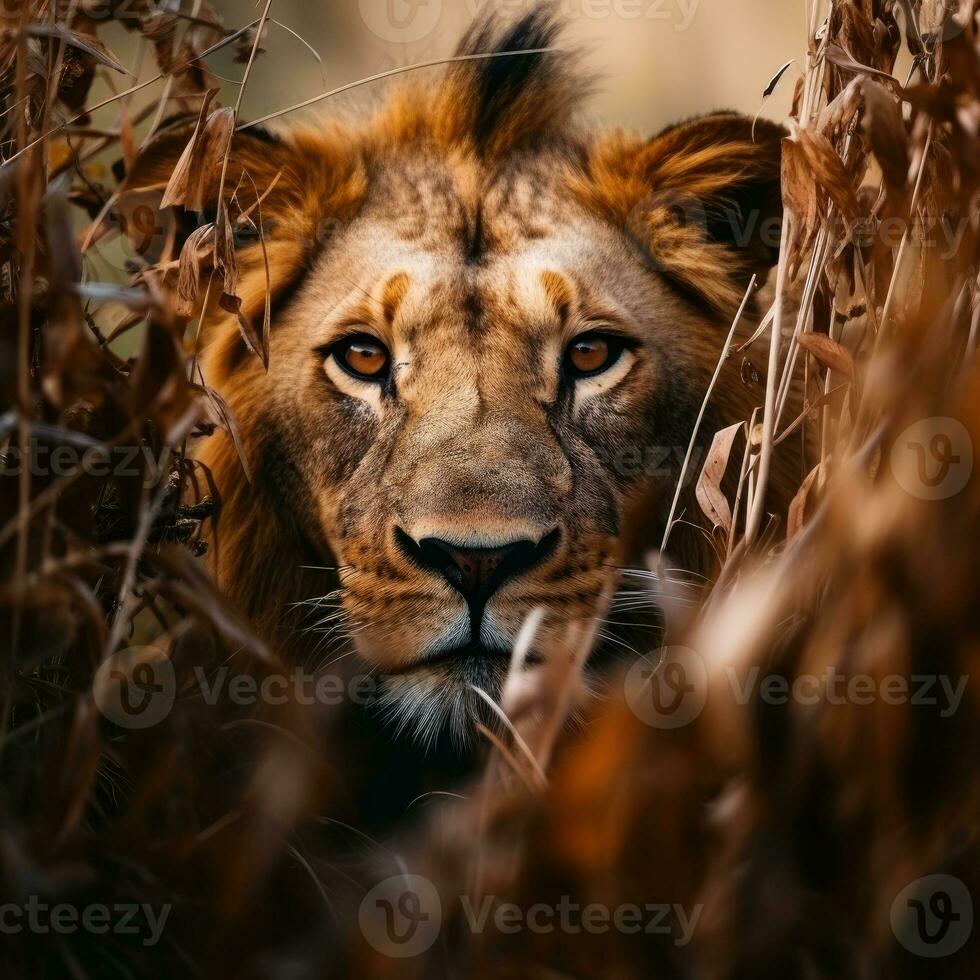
(696, 423), (742, 535)
(160, 90), (219, 209)
(763, 59), (796, 99)
(28, 24), (130, 75)
(219, 292), (266, 367)
(797, 332), (855, 377)
(816, 77), (863, 136)
(825, 42), (902, 94)
(214, 200), (268, 366)
(781, 136), (819, 242)
(215, 203), (237, 296)
(176, 223), (214, 317)
(787, 463), (823, 539)
(196, 377), (254, 482)
(835, 4), (876, 70)
(188, 107), (236, 211)
(797, 128), (862, 223)
(861, 79), (909, 193)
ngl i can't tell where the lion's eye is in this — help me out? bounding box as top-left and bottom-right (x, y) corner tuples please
(564, 333), (623, 378)
(333, 334), (390, 381)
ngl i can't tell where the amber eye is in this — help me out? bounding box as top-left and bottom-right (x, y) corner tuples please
(333, 334), (390, 381)
(564, 333), (622, 378)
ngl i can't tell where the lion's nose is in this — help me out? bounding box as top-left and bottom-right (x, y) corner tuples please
(395, 528), (560, 608)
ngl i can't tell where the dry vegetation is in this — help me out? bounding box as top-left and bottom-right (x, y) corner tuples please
(1, 1), (979, 978)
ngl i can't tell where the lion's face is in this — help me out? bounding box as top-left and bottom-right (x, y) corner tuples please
(259, 150), (701, 725)
(129, 11), (783, 743)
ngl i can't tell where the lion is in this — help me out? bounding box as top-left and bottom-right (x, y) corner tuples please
(127, 10), (798, 756)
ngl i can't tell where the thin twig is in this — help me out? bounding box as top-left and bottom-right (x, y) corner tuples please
(238, 48), (555, 132)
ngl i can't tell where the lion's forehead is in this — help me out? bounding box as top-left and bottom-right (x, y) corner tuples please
(365, 151), (573, 253)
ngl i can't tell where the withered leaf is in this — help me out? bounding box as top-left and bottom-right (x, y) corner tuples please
(176, 223), (215, 317)
(153, 546), (272, 660)
(195, 375), (253, 482)
(861, 79), (909, 193)
(797, 128), (862, 223)
(797, 332), (855, 377)
(28, 24), (130, 75)
(189, 107), (236, 211)
(214, 200), (269, 367)
(835, 4), (876, 70)
(781, 136), (819, 241)
(825, 42), (902, 94)
(763, 60), (796, 99)
(255, 213), (272, 364)
(218, 292), (268, 369)
(817, 77), (863, 136)
(776, 385), (849, 446)
(160, 90), (220, 210)
(787, 463), (823, 539)
(696, 423), (742, 535)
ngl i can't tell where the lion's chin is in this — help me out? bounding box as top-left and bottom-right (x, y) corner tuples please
(371, 641), (511, 751)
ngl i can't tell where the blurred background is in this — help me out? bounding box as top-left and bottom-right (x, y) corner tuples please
(211, 0), (804, 130)
(90, 0), (804, 155)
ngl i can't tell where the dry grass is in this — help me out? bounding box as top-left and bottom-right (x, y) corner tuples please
(1, 1), (979, 977)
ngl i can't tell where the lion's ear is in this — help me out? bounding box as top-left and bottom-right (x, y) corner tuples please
(122, 116), (308, 236)
(119, 117), (366, 343)
(577, 113), (784, 314)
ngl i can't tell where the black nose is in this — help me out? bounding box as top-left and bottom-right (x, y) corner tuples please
(395, 528), (560, 608)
